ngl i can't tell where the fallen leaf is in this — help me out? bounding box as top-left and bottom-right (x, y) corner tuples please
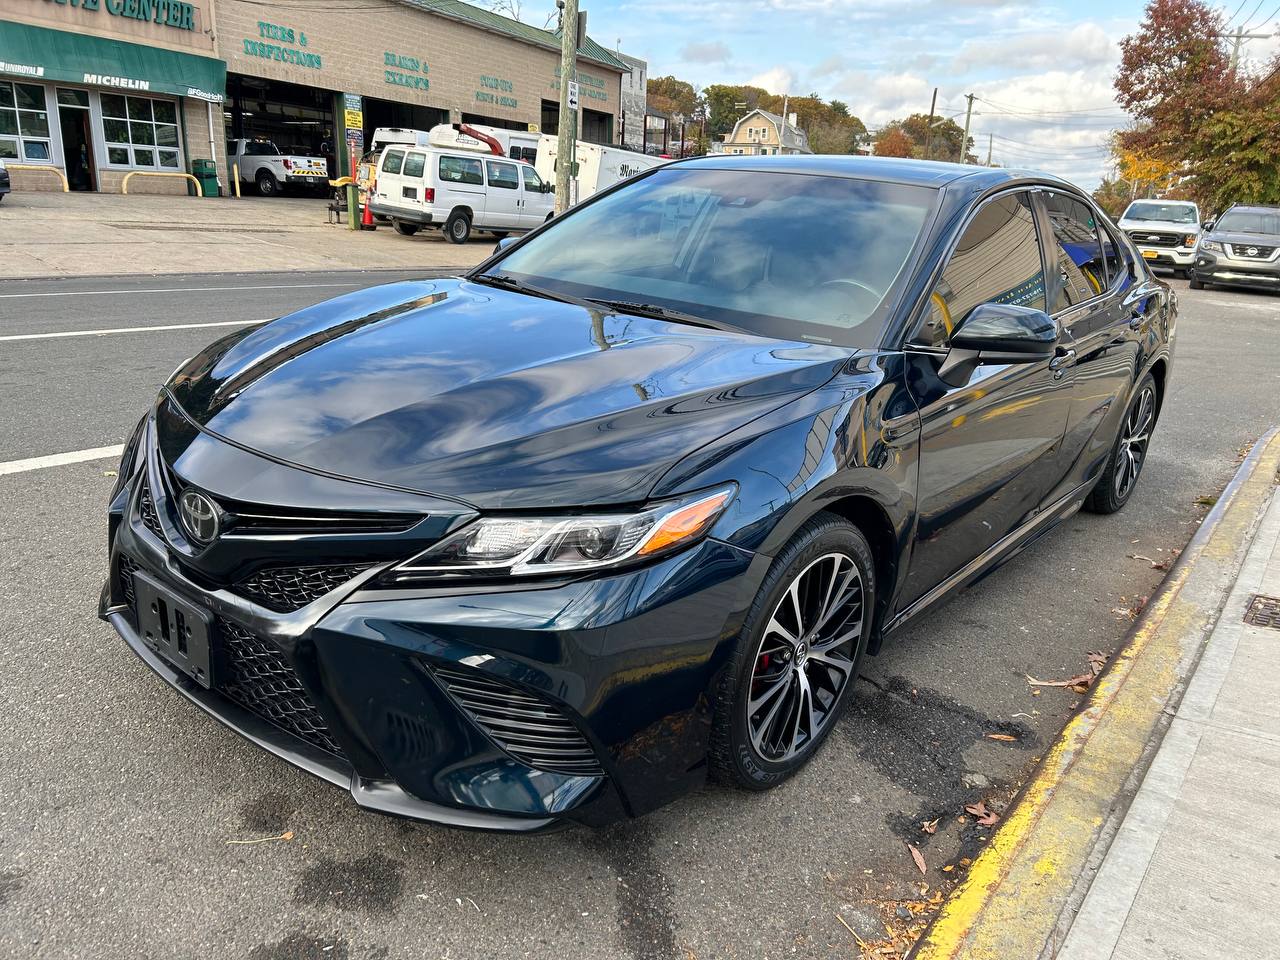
(102, 469), (118, 477)
(907, 843), (927, 875)
(964, 802), (999, 827)
(921, 818), (939, 835)
(941, 864), (954, 873)
(985, 733), (1017, 742)
(1194, 494), (1217, 507)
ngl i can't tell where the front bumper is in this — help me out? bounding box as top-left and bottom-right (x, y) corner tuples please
(102, 471), (764, 830)
(1191, 250), (1280, 289)
(1134, 245), (1196, 268)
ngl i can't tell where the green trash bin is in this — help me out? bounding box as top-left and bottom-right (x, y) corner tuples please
(190, 158), (218, 197)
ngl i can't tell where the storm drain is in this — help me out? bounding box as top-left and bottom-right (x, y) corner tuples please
(1243, 595), (1280, 630)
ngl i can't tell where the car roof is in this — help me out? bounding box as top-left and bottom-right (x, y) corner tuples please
(1224, 203), (1280, 213)
(669, 153), (1076, 192)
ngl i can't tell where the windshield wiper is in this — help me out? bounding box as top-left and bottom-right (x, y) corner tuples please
(585, 298), (737, 332)
(469, 273), (616, 313)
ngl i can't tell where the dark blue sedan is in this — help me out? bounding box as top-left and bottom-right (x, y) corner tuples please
(101, 156), (1175, 830)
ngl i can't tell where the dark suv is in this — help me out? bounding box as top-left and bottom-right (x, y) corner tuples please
(1190, 204), (1280, 292)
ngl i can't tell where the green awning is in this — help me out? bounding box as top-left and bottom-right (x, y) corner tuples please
(0, 21), (226, 102)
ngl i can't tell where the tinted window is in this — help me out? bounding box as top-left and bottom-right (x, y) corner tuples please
(490, 167), (937, 348)
(1098, 223), (1132, 293)
(243, 140), (279, 157)
(521, 165), (544, 192)
(402, 152), (426, 178)
(913, 193), (1045, 350)
(1215, 210), (1280, 234)
(487, 160), (519, 189)
(382, 149), (405, 175)
(440, 155), (483, 185)
(1123, 201), (1197, 224)
(1043, 191), (1106, 310)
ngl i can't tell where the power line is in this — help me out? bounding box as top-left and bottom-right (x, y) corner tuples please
(976, 97), (1125, 116)
(1251, 3), (1280, 29)
(1238, 0), (1268, 28)
(1224, 0), (1251, 26)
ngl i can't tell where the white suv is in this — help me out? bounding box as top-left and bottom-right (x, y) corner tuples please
(1117, 199), (1201, 277)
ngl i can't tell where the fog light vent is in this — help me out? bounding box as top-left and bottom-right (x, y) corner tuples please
(432, 665), (603, 777)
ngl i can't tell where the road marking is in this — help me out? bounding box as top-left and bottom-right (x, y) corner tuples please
(0, 444), (125, 476)
(0, 319), (265, 342)
(0, 282), (361, 299)
(1201, 296), (1275, 310)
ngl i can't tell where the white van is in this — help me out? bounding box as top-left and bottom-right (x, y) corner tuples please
(369, 145), (554, 243)
(535, 136), (667, 205)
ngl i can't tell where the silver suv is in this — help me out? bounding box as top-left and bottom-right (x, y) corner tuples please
(1118, 199), (1201, 278)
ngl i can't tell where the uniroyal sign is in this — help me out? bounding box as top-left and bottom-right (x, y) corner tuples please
(42, 0), (197, 33)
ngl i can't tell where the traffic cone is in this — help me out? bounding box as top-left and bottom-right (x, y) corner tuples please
(360, 196), (375, 230)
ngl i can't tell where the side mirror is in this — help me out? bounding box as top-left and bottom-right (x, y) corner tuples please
(542, 182), (553, 193)
(1202, 219), (1214, 232)
(493, 235), (519, 255)
(939, 302), (1059, 386)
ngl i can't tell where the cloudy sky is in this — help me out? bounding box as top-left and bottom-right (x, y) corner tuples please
(580, 0), (1280, 189)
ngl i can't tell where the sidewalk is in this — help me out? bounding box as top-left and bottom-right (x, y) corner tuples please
(1056, 487), (1280, 959)
(0, 191), (488, 279)
(912, 429), (1280, 960)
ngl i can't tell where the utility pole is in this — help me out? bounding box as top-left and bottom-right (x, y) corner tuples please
(922, 87), (938, 160)
(960, 92), (975, 164)
(554, 0), (579, 215)
(986, 132), (993, 167)
(1220, 28), (1270, 72)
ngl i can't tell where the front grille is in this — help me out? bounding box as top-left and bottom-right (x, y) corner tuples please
(138, 480), (164, 541)
(217, 619), (344, 757)
(1127, 230), (1184, 248)
(232, 563), (374, 613)
(433, 665), (603, 776)
(118, 553), (140, 607)
(1227, 243), (1276, 260)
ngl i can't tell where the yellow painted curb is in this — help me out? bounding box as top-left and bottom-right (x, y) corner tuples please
(911, 428), (1280, 960)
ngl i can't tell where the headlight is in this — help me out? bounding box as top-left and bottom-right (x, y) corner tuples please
(389, 485), (736, 579)
(1182, 234), (1197, 247)
(1199, 240), (1223, 253)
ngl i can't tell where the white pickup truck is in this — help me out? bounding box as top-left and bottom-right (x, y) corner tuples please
(227, 139), (329, 197)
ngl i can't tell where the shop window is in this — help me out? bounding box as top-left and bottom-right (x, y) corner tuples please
(0, 80), (52, 162)
(101, 94), (180, 169)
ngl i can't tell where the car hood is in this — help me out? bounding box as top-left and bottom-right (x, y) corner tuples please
(1205, 231), (1280, 249)
(167, 278), (852, 509)
(1118, 218), (1199, 234)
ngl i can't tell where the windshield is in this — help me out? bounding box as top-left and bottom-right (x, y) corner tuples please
(484, 167), (938, 347)
(1214, 210), (1280, 235)
(1123, 201), (1197, 224)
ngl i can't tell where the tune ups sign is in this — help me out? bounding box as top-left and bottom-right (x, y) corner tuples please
(41, 0), (197, 33)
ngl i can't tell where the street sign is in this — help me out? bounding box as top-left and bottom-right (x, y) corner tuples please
(567, 80), (579, 111)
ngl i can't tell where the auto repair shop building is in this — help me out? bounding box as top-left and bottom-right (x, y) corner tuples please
(0, 0), (626, 193)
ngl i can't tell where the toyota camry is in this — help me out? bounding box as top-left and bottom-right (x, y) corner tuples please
(101, 156), (1175, 831)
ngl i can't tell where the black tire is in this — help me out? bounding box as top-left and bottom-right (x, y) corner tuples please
(255, 171), (278, 197)
(1188, 275), (1205, 290)
(445, 211), (471, 244)
(392, 220), (419, 237)
(490, 231), (509, 240)
(1084, 372), (1159, 514)
(709, 513), (875, 791)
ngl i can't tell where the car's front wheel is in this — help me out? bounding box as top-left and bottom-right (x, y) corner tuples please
(1188, 275), (1205, 290)
(710, 513), (874, 790)
(445, 211), (472, 244)
(1085, 372), (1158, 514)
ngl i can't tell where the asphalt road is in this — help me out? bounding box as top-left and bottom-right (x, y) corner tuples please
(1, 272), (1277, 960)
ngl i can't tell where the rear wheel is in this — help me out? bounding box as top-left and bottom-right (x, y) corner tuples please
(392, 220), (419, 237)
(1188, 275), (1205, 290)
(710, 514), (874, 790)
(445, 211), (471, 244)
(1084, 372), (1158, 514)
(255, 171), (278, 197)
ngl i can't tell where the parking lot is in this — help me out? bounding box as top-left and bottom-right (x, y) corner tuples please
(1, 271), (1277, 959)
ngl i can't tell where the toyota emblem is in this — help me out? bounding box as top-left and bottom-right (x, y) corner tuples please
(179, 489), (221, 545)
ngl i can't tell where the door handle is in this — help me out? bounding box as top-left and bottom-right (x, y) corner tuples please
(1128, 310), (1146, 330)
(1049, 347), (1076, 371)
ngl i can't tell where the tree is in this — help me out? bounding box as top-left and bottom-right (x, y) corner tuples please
(1114, 143), (1179, 196)
(875, 127), (915, 158)
(647, 76), (700, 119)
(1093, 178), (1135, 217)
(830, 100), (850, 118)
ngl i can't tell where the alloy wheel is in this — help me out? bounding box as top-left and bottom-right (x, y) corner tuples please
(746, 552), (863, 762)
(1115, 384), (1156, 499)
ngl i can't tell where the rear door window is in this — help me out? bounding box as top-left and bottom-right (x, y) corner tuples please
(1042, 191), (1107, 311)
(486, 160), (519, 189)
(381, 149), (405, 175)
(912, 192), (1046, 350)
(439, 155), (483, 185)
(402, 151), (426, 178)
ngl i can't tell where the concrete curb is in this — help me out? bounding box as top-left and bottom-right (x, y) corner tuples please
(909, 427), (1280, 960)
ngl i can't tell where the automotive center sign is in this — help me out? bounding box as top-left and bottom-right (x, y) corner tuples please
(41, 0), (197, 32)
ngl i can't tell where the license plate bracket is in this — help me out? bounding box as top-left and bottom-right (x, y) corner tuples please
(133, 571), (214, 688)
